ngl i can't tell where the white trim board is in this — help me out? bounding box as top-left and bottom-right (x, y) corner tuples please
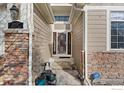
(28, 4), (33, 85)
(84, 9), (91, 85)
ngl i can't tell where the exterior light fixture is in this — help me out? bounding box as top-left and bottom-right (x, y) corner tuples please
(8, 5), (23, 29)
(10, 5), (19, 21)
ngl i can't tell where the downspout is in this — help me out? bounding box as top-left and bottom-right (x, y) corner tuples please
(73, 4), (91, 85)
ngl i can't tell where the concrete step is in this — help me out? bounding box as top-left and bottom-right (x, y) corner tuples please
(52, 57), (74, 63)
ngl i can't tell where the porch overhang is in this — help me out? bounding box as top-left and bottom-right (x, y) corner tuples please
(69, 3), (85, 24)
(34, 3), (54, 24)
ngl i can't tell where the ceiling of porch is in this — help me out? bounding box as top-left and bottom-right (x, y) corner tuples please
(34, 3), (85, 24)
(50, 3), (72, 16)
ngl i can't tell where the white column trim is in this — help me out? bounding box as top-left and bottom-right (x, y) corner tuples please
(84, 9), (91, 85)
(28, 3), (33, 85)
(84, 9), (88, 81)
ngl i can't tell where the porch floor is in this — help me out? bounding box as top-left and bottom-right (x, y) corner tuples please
(53, 69), (81, 85)
(51, 59), (82, 85)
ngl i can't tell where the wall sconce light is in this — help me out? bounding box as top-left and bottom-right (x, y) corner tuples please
(10, 5), (19, 21)
(8, 5), (23, 29)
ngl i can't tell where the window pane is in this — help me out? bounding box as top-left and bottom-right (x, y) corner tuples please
(111, 22), (118, 28)
(53, 32), (56, 54)
(111, 11), (124, 20)
(118, 22), (124, 28)
(118, 22), (124, 35)
(118, 36), (124, 42)
(111, 28), (117, 35)
(111, 22), (117, 35)
(118, 43), (124, 48)
(54, 16), (69, 21)
(111, 36), (117, 42)
(68, 32), (71, 54)
(118, 28), (124, 35)
(111, 43), (117, 48)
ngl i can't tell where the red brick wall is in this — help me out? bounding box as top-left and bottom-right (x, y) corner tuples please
(88, 52), (124, 85)
(0, 33), (29, 85)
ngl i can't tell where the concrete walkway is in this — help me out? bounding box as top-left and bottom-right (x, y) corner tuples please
(51, 61), (82, 85)
(53, 70), (81, 85)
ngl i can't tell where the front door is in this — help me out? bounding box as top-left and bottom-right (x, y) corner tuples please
(53, 32), (71, 56)
(58, 32), (66, 54)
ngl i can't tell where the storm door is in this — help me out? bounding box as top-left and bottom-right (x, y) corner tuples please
(53, 32), (71, 56)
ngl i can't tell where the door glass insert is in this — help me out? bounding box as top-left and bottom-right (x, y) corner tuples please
(58, 33), (66, 54)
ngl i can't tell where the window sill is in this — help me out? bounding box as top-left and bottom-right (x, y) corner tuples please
(107, 49), (124, 52)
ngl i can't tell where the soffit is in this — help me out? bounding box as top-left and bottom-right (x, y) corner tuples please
(51, 4), (72, 16)
(34, 3), (54, 24)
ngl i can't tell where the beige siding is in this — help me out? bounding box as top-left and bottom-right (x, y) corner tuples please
(32, 12), (52, 84)
(87, 10), (107, 52)
(72, 13), (84, 74)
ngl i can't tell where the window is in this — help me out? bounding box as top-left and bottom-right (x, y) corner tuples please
(111, 11), (124, 49)
(0, 31), (4, 56)
(54, 16), (69, 22)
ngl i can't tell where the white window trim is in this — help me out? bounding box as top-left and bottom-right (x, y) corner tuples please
(109, 10), (124, 51)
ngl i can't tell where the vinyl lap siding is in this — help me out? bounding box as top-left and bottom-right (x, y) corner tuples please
(33, 13), (51, 60)
(72, 14), (84, 73)
(32, 13), (51, 84)
(87, 10), (107, 52)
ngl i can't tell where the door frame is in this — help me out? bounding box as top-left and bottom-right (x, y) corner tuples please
(52, 30), (72, 57)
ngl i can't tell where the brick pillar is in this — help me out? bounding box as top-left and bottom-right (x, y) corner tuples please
(0, 33), (29, 85)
